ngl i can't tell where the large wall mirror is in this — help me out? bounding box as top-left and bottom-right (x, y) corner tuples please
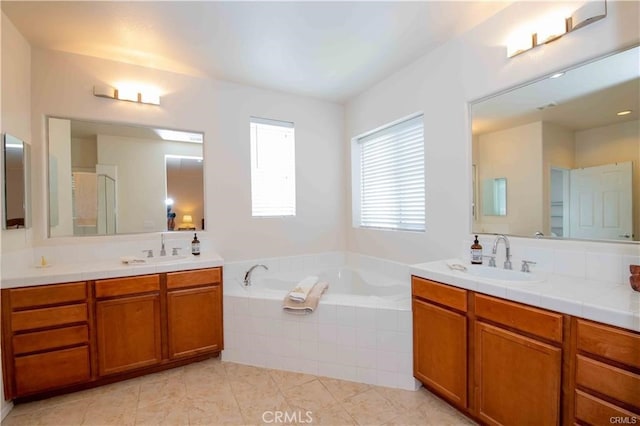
(3, 133), (30, 230)
(47, 117), (204, 237)
(471, 45), (639, 243)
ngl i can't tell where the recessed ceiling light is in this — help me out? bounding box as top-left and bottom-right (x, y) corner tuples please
(549, 72), (565, 79)
(617, 110), (632, 116)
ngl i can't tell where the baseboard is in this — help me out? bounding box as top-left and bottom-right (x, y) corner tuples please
(1, 400), (14, 421)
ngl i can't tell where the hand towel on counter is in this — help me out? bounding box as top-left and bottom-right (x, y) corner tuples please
(288, 275), (319, 302)
(283, 281), (328, 315)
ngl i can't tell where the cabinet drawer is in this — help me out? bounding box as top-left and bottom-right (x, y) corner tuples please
(10, 282), (86, 309)
(577, 319), (640, 369)
(13, 325), (89, 355)
(474, 294), (563, 343)
(11, 304), (88, 332)
(576, 355), (640, 408)
(167, 268), (221, 290)
(411, 277), (467, 312)
(14, 346), (90, 395)
(575, 390), (639, 425)
(95, 274), (160, 298)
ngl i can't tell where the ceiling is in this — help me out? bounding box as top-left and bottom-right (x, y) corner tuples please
(2, 1), (510, 103)
(472, 46), (640, 134)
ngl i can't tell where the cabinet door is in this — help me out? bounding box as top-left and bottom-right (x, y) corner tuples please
(167, 285), (222, 359)
(96, 294), (161, 376)
(475, 322), (561, 426)
(413, 298), (467, 408)
(14, 346), (90, 396)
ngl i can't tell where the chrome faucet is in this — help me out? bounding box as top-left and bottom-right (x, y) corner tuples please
(160, 233), (166, 257)
(492, 234), (512, 270)
(243, 264), (268, 286)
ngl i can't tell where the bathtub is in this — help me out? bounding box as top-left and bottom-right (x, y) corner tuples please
(245, 267), (410, 306)
(223, 259), (419, 390)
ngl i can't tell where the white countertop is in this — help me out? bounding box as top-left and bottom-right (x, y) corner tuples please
(1, 253), (224, 288)
(410, 259), (640, 332)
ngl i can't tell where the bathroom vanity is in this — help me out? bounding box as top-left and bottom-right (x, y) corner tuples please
(1, 260), (223, 401)
(411, 261), (640, 425)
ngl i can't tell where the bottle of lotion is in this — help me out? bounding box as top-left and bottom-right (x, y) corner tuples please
(191, 233), (200, 256)
(471, 235), (483, 264)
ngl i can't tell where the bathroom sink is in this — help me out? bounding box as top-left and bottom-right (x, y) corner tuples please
(444, 261), (544, 284)
(465, 265), (543, 283)
(122, 255), (189, 265)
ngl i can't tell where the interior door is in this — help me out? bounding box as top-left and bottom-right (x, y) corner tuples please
(569, 162), (633, 240)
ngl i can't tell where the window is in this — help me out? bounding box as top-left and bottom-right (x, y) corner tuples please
(352, 114), (425, 231)
(250, 117), (296, 217)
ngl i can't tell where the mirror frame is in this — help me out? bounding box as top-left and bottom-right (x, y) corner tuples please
(468, 45), (640, 244)
(2, 133), (30, 231)
(45, 116), (206, 238)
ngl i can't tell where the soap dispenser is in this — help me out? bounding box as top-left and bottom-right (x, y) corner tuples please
(471, 235), (483, 264)
(191, 233), (200, 256)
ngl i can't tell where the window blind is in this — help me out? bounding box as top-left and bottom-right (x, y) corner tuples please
(250, 117), (296, 217)
(357, 115), (424, 231)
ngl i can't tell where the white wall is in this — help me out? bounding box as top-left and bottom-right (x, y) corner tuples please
(1, 12), (32, 254)
(575, 119), (640, 240)
(477, 122), (543, 236)
(29, 48), (346, 259)
(345, 1), (640, 263)
(48, 118), (73, 237)
(542, 122), (575, 234)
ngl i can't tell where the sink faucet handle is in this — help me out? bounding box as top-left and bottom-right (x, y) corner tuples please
(483, 255), (496, 267)
(521, 260), (537, 273)
(171, 247), (181, 256)
(142, 249), (153, 258)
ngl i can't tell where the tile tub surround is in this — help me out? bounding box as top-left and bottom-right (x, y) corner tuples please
(223, 252), (419, 390)
(411, 258), (640, 332)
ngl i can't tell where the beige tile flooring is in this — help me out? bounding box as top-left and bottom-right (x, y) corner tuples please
(2, 358), (476, 426)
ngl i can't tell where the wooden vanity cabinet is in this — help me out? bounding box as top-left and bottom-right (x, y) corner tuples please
(2, 267), (224, 400)
(573, 319), (640, 424)
(1, 282), (91, 399)
(474, 294), (563, 426)
(411, 277), (565, 425)
(94, 275), (162, 376)
(166, 268), (223, 359)
(412, 277), (468, 409)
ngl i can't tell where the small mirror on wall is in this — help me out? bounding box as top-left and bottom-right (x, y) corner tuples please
(482, 177), (507, 216)
(3, 133), (30, 230)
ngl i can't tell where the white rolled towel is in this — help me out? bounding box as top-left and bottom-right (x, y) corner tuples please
(288, 275), (319, 302)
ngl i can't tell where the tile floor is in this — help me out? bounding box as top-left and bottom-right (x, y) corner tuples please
(2, 358), (476, 426)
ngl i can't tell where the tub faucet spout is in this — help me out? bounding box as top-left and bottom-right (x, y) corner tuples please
(244, 264), (268, 286)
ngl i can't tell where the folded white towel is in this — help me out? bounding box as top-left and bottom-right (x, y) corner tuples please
(288, 275), (319, 302)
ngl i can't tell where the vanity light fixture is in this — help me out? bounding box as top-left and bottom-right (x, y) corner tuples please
(617, 110), (632, 116)
(506, 0), (606, 58)
(93, 84), (161, 105)
(534, 15), (568, 46)
(506, 31), (534, 58)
